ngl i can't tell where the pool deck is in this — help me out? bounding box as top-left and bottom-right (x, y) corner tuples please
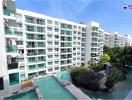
(125, 90), (132, 100)
(60, 80), (91, 100)
(35, 87), (44, 100)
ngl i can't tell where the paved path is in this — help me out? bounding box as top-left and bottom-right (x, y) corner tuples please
(125, 90), (132, 100)
(60, 80), (91, 100)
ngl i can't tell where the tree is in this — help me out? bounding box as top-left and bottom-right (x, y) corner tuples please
(102, 53), (110, 62)
(87, 59), (96, 69)
(103, 45), (109, 53)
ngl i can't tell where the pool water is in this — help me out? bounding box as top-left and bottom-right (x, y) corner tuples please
(4, 90), (38, 100)
(57, 71), (71, 81)
(35, 76), (76, 100)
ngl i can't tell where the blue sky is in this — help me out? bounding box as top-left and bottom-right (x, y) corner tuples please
(16, 0), (132, 35)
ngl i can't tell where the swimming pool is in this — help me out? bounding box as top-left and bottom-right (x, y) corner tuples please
(4, 90), (38, 100)
(57, 71), (71, 81)
(35, 76), (76, 100)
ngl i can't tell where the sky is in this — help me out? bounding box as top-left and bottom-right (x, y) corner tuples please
(16, 0), (132, 35)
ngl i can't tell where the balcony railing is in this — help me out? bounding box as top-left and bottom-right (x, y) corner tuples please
(8, 62), (18, 70)
(5, 27), (17, 35)
(6, 45), (17, 52)
(3, 9), (16, 17)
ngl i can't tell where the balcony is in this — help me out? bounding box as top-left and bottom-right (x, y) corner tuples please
(8, 62), (18, 70)
(27, 45), (36, 48)
(6, 45), (17, 53)
(27, 52), (37, 56)
(5, 27), (18, 38)
(3, 9), (16, 17)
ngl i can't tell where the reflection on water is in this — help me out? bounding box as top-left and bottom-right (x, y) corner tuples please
(85, 70), (132, 99)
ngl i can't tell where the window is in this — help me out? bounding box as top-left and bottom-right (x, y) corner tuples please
(9, 73), (19, 85)
(38, 42), (45, 47)
(48, 62), (53, 65)
(47, 27), (52, 31)
(26, 26), (35, 32)
(54, 54), (59, 58)
(38, 49), (46, 55)
(54, 28), (59, 32)
(26, 17), (34, 23)
(55, 42), (59, 45)
(55, 67), (59, 70)
(47, 20), (52, 24)
(0, 78), (4, 90)
(17, 23), (22, 27)
(16, 41), (23, 45)
(55, 61), (59, 64)
(55, 48), (59, 52)
(16, 32), (23, 36)
(48, 41), (53, 45)
(48, 55), (53, 58)
(48, 68), (53, 72)
(54, 21), (59, 25)
(37, 27), (44, 32)
(55, 35), (59, 39)
(38, 64), (45, 68)
(27, 34), (35, 40)
(29, 65), (35, 70)
(47, 34), (52, 38)
(48, 48), (53, 52)
(37, 34), (45, 40)
(28, 57), (35, 63)
(38, 56), (45, 62)
(37, 19), (45, 25)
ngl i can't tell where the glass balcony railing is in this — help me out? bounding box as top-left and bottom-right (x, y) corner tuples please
(27, 36), (35, 40)
(37, 37), (45, 40)
(8, 62), (18, 70)
(5, 27), (17, 35)
(3, 9), (16, 17)
(38, 44), (45, 48)
(6, 45), (17, 52)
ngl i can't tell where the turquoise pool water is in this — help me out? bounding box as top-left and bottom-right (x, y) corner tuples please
(57, 71), (71, 81)
(35, 76), (76, 100)
(4, 90), (38, 100)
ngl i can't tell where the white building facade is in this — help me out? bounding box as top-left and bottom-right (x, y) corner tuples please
(104, 32), (132, 47)
(0, 0), (100, 97)
(2, 0), (131, 97)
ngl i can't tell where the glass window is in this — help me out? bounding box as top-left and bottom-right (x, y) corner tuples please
(37, 27), (44, 32)
(9, 73), (19, 85)
(47, 20), (52, 24)
(26, 26), (35, 32)
(26, 17), (35, 23)
(0, 78), (4, 90)
(37, 19), (45, 25)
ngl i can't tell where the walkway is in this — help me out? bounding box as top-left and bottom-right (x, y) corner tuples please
(60, 80), (91, 100)
(125, 90), (132, 100)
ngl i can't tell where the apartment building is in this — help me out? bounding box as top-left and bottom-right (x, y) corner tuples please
(85, 22), (104, 62)
(104, 32), (132, 47)
(0, 0), (95, 96)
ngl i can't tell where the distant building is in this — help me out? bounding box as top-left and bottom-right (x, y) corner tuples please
(104, 32), (132, 47)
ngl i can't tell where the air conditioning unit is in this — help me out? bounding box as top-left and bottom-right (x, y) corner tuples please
(2, 0), (7, 8)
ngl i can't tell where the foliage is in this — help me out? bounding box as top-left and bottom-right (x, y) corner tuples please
(103, 45), (109, 53)
(103, 46), (132, 75)
(87, 59), (96, 69)
(102, 53), (110, 63)
(70, 66), (88, 78)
